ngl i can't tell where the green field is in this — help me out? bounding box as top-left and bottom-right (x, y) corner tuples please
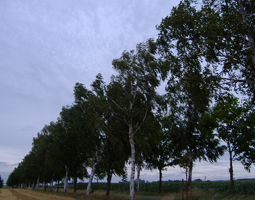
(73, 180), (255, 195)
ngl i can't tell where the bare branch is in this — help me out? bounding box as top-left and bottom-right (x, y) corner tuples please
(112, 114), (128, 125)
(221, 77), (255, 84)
(111, 128), (128, 134)
(134, 108), (149, 135)
(109, 97), (125, 111)
(217, 52), (255, 77)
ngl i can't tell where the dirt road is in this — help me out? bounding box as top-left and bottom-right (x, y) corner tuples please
(0, 189), (76, 200)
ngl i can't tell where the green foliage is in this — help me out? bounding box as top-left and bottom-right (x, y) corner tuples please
(202, 0), (255, 101)
(157, 0), (225, 187)
(76, 180), (255, 195)
(212, 93), (254, 169)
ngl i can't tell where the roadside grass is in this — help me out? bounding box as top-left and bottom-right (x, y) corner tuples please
(24, 187), (255, 200)
(28, 188), (130, 200)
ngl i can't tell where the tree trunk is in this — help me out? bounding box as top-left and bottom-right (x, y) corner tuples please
(129, 123), (135, 200)
(187, 156), (193, 192)
(229, 150), (235, 195)
(50, 176), (54, 192)
(106, 170), (112, 196)
(36, 177), (39, 189)
(136, 163), (141, 192)
(43, 181), (46, 192)
(57, 180), (59, 192)
(86, 158), (100, 196)
(74, 174), (77, 193)
(159, 168), (162, 193)
(64, 165), (69, 193)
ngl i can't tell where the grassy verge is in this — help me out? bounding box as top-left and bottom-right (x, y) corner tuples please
(25, 187), (255, 200)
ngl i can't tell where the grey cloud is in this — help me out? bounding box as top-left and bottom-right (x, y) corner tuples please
(0, 162), (18, 168)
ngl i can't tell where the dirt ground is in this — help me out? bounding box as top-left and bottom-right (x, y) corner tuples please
(0, 188), (172, 200)
(0, 189), (76, 200)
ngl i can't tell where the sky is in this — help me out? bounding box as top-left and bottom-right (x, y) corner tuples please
(0, 0), (253, 185)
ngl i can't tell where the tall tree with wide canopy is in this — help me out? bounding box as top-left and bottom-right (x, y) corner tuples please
(109, 39), (161, 200)
(156, 0), (225, 188)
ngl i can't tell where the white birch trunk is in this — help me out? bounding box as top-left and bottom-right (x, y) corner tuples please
(136, 163), (141, 192)
(129, 123), (135, 200)
(36, 177), (39, 189)
(188, 155), (193, 191)
(86, 160), (98, 195)
(50, 178), (53, 192)
(64, 165), (68, 193)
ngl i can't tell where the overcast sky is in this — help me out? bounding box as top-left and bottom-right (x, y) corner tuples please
(0, 0), (253, 184)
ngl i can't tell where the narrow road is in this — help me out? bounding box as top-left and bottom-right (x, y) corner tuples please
(0, 189), (76, 200)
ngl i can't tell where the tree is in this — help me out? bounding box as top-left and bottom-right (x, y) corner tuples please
(235, 108), (255, 172)
(212, 94), (252, 195)
(57, 104), (91, 193)
(156, 1), (225, 190)
(0, 175), (3, 188)
(109, 39), (160, 200)
(43, 122), (68, 192)
(201, 0), (255, 101)
(73, 81), (105, 195)
(90, 74), (130, 196)
(145, 115), (176, 193)
(31, 131), (52, 189)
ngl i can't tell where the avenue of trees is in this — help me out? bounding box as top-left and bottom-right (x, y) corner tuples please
(7, 0), (255, 199)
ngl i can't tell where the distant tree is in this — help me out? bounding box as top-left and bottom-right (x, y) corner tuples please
(31, 131), (51, 189)
(43, 122), (67, 192)
(0, 175), (3, 188)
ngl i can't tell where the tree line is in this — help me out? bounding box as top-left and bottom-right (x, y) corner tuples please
(7, 0), (255, 199)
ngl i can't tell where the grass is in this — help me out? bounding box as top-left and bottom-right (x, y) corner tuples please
(24, 187), (255, 200)
(11, 180), (255, 200)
